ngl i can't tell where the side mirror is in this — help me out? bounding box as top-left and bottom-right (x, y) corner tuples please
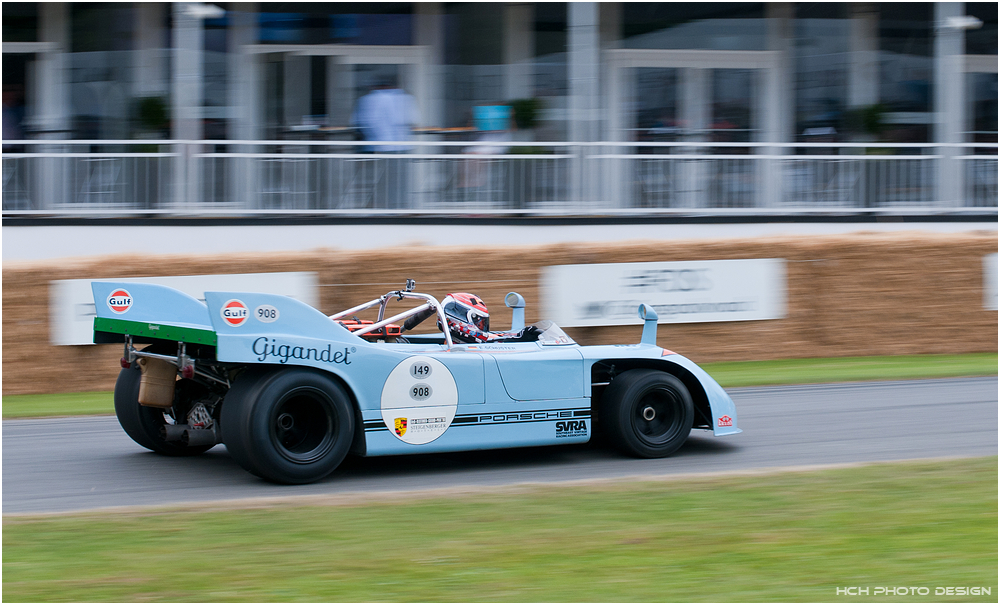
(505, 292), (526, 331)
(638, 303), (658, 345)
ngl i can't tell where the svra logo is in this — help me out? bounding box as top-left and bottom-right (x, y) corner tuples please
(556, 420), (587, 437)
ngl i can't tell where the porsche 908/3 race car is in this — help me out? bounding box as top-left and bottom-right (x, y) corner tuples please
(92, 280), (740, 484)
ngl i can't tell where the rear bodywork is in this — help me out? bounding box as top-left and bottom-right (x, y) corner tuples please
(92, 281), (739, 457)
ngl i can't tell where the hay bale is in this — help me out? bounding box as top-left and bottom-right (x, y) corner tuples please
(2, 231), (995, 394)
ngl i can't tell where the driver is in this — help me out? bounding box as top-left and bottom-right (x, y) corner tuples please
(402, 292), (541, 344)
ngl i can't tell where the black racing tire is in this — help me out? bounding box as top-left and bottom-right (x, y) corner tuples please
(601, 369), (694, 458)
(113, 364), (214, 456)
(220, 367), (354, 484)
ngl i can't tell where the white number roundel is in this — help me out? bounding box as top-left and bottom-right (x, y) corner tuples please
(255, 304), (280, 323)
(380, 356), (458, 445)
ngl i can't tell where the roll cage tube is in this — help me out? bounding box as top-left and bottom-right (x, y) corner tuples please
(328, 286), (453, 349)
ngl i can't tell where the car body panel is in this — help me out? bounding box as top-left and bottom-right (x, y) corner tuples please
(662, 353), (740, 436)
(579, 344), (740, 437)
(91, 282), (216, 344)
(93, 283), (739, 457)
(363, 400), (592, 456)
(489, 345), (585, 401)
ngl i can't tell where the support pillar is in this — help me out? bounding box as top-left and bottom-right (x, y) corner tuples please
(599, 1), (621, 140)
(283, 55), (310, 129)
(228, 3), (259, 207)
(848, 3), (880, 109)
(504, 4), (535, 102)
(599, 3), (621, 206)
(935, 2), (966, 205)
(172, 3), (206, 205)
(415, 3), (444, 129)
(135, 3), (168, 99)
(764, 3), (794, 144)
(761, 3), (794, 206)
(413, 4), (445, 209)
(569, 2), (599, 203)
(679, 67), (709, 207)
(37, 3), (70, 209)
(326, 59), (353, 127)
(228, 3), (260, 141)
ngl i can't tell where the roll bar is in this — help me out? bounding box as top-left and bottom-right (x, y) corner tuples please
(328, 283), (453, 348)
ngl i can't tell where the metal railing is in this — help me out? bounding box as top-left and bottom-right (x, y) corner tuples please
(3, 140), (996, 214)
(3, 141), (175, 212)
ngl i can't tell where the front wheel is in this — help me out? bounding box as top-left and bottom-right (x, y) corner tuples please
(220, 368), (354, 484)
(601, 369), (693, 458)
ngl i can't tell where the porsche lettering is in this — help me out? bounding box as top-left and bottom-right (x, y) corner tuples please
(478, 410), (574, 423)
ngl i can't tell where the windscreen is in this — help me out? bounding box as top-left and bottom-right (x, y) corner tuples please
(532, 320), (575, 345)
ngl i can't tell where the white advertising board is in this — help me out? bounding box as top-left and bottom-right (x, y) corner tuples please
(542, 259), (786, 327)
(50, 272), (319, 346)
(985, 254), (998, 311)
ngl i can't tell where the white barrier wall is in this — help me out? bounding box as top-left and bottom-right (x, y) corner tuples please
(984, 254), (998, 311)
(542, 259), (787, 327)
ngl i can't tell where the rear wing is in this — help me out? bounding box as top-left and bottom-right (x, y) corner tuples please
(91, 282), (216, 345)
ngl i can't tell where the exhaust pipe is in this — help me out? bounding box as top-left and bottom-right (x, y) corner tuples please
(161, 424), (187, 442)
(182, 427), (218, 447)
(161, 424), (219, 446)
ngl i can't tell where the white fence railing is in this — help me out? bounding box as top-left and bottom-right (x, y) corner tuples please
(3, 140), (996, 214)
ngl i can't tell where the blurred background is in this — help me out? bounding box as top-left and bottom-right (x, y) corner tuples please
(2, 1), (997, 216)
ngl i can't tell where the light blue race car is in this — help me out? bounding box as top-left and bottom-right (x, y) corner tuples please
(92, 280), (740, 484)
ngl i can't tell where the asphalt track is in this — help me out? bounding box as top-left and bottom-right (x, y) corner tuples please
(3, 377), (997, 515)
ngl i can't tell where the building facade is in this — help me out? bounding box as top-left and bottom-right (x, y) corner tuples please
(2, 2), (997, 212)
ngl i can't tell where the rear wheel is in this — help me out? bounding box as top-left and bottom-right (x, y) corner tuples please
(114, 364), (214, 456)
(601, 369), (693, 458)
(220, 367), (354, 484)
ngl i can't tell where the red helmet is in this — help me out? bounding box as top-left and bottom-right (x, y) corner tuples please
(441, 293), (489, 341)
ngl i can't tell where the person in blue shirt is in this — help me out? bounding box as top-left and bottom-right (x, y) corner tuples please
(351, 77), (419, 209)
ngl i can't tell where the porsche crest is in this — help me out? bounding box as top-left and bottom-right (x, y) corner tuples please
(394, 417), (408, 437)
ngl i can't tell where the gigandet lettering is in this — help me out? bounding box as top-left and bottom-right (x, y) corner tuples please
(252, 337), (353, 365)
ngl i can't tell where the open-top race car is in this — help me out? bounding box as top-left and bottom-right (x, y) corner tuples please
(92, 280), (740, 484)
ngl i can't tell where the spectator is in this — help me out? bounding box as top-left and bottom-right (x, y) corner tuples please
(461, 104), (513, 192)
(351, 77), (419, 210)
(3, 85), (26, 152)
(351, 77), (419, 151)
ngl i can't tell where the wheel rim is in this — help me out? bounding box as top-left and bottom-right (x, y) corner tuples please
(631, 386), (684, 446)
(269, 387), (338, 464)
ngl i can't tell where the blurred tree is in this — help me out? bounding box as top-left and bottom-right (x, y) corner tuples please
(845, 103), (885, 140)
(134, 96), (169, 138)
(509, 97), (543, 130)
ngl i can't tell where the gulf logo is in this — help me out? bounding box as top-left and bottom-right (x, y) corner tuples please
(107, 289), (133, 314)
(221, 299), (249, 327)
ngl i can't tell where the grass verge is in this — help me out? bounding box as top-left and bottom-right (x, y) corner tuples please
(4, 458), (997, 602)
(2, 390), (117, 419)
(3, 352), (996, 419)
(701, 352), (998, 388)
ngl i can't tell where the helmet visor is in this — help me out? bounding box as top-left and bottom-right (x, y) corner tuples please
(444, 300), (489, 332)
(469, 311), (489, 332)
